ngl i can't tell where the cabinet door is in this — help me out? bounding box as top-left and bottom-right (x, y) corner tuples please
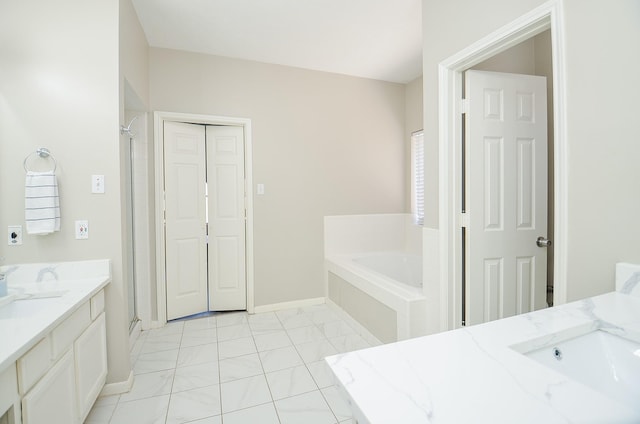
(0, 363), (19, 424)
(74, 312), (107, 421)
(22, 350), (78, 424)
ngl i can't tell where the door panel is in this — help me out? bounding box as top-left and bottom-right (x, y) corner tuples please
(164, 121), (207, 320)
(206, 126), (247, 311)
(483, 136), (503, 230)
(466, 70), (548, 326)
(517, 138), (535, 229)
(516, 256), (534, 315)
(483, 258), (503, 322)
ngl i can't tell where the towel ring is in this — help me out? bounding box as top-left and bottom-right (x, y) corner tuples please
(23, 148), (57, 173)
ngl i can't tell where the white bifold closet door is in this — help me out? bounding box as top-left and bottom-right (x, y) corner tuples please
(164, 122), (246, 321)
(206, 125), (247, 312)
(465, 70), (548, 326)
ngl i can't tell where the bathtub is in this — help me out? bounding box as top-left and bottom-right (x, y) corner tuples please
(325, 252), (427, 343)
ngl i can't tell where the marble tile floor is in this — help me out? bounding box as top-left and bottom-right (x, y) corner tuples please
(85, 304), (373, 424)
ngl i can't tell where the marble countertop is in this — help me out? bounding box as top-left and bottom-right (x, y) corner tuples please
(0, 260), (111, 373)
(327, 264), (640, 423)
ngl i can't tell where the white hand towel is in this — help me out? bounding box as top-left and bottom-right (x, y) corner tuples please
(25, 171), (60, 235)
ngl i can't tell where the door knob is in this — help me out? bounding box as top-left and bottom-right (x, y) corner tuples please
(536, 236), (552, 248)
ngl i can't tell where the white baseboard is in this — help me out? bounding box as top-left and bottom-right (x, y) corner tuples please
(326, 299), (383, 347)
(99, 370), (134, 397)
(253, 297), (325, 314)
(147, 320), (165, 329)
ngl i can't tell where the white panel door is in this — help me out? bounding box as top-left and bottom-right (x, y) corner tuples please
(206, 125), (247, 311)
(164, 121), (208, 320)
(465, 70), (548, 326)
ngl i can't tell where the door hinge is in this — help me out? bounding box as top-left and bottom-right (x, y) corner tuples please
(163, 191), (167, 223)
(460, 98), (470, 114)
(459, 212), (469, 228)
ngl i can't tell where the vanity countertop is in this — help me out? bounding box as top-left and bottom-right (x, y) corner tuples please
(326, 265), (640, 423)
(0, 260), (111, 373)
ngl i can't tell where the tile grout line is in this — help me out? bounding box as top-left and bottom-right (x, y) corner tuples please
(99, 309), (358, 424)
(215, 316), (224, 424)
(254, 312), (283, 423)
(163, 322), (185, 424)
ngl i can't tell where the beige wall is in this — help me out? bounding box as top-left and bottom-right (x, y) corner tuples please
(0, 0), (130, 384)
(423, 0), (640, 301)
(472, 37), (536, 74)
(561, 0), (640, 300)
(120, 0), (150, 107)
(150, 48), (407, 307)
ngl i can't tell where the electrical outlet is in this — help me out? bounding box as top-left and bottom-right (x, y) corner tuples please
(8, 225), (22, 245)
(75, 220), (89, 239)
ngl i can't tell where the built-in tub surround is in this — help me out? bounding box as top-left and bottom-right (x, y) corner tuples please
(324, 214), (428, 342)
(327, 263), (640, 423)
(353, 253), (422, 288)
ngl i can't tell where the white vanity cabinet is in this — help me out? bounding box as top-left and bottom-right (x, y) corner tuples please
(0, 364), (20, 424)
(17, 289), (107, 424)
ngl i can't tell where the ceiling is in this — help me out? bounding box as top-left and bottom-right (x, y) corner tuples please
(131, 0), (423, 84)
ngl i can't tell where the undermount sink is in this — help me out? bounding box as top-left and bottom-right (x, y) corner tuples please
(523, 330), (640, 411)
(14, 290), (68, 300)
(0, 289), (69, 318)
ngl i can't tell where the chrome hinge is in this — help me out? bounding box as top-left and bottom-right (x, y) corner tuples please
(163, 191), (167, 223)
(460, 98), (470, 114)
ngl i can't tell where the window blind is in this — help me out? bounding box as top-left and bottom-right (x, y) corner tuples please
(411, 131), (425, 226)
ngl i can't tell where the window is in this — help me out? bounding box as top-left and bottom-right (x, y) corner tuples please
(411, 131), (425, 226)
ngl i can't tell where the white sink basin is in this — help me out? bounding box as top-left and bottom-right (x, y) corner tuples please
(15, 290), (68, 300)
(0, 289), (69, 319)
(0, 296), (63, 319)
(525, 330), (640, 410)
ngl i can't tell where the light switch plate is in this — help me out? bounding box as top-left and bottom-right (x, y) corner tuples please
(92, 175), (105, 194)
(257, 183), (265, 195)
(75, 220), (89, 239)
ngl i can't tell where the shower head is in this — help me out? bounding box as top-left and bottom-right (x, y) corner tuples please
(120, 116), (139, 138)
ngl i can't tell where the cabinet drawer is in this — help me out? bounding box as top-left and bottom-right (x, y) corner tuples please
(90, 290), (105, 320)
(17, 337), (54, 395)
(51, 302), (90, 360)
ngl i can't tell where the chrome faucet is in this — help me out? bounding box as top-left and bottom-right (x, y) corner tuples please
(37, 266), (59, 282)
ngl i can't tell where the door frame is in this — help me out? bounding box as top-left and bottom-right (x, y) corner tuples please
(153, 111), (255, 325)
(437, 1), (567, 330)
